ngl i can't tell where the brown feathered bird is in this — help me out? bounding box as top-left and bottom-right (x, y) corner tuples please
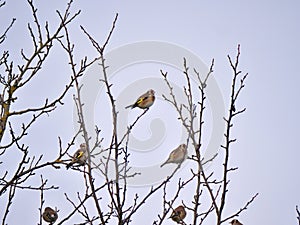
(42, 207), (58, 224)
(66, 143), (88, 169)
(160, 144), (187, 167)
(125, 89), (155, 109)
(170, 205), (186, 224)
(230, 219), (243, 225)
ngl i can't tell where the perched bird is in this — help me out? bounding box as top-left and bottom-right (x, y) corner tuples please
(160, 144), (187, 167)
(125, 89), (155, 109)
(170, 205), (186, 224)
(42, 207), (58, 224)
(230, 219), (243, 225)
(66, 143), (88, 169)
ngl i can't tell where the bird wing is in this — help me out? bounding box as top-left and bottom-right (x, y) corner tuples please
(170, 149), (178, 158)
(75, 150), (84, 159)
(170, 146), (186, 163)
(136, 95), (149, 104)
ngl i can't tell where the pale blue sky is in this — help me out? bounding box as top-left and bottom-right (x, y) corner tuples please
(1, 1), (300, 224)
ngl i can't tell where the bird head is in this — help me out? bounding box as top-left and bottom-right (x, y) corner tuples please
(230, 219), (242, 225)
(148, 89), (155, 95)
(79, 143), (87, 148)
(180, 144), (187, 149)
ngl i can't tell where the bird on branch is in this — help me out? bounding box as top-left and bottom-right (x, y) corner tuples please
(125, 89), (155, 109)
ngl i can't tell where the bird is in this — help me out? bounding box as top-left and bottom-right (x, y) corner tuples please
(66, 143), (88, 169)
(230, 219), (243, 225)
(160, 144), (187, 167)
(125, 89), (155, 109)
(170, 205), (186, 224)
(42, 207), (58, 224)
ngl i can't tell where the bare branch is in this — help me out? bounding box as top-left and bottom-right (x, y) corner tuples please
(0, 18), (16, 44)
(221, 193), (259, 224)
(297, 205), (300, 225)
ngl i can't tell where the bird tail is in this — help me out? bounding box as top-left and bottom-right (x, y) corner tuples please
(160, 161), (168, 167)
(125, 104), (133, 109)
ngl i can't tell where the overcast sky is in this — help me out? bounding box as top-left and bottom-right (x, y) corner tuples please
(1, 1), (300, 225)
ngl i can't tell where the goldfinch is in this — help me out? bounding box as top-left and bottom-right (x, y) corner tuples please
(230, 219), (243, 225)
(160, 144), (187, 167)
(125, 89), (155, 109)
(66, 143), (88, 169)
(170, 205), (186, 224)
(42, 207), (58, 224)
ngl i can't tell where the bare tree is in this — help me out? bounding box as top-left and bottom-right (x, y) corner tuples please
(0, 1), (258, 224)
(0, 0), (96, 224)
(155, 45), (258, 225)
